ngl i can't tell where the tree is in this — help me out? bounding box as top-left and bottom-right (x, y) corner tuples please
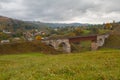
(35, 36), (42, 40)
(0, 33), (10, 40)
(74, 28), (83, 36)
(104, 23), (113, 29)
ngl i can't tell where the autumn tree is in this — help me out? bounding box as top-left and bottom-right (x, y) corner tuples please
(35, 35), (42, 40)
(104, 23), (113, 30)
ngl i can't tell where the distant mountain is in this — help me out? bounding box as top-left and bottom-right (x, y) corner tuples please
(44, 23), (89, 27)
(0, 16), (48, 32)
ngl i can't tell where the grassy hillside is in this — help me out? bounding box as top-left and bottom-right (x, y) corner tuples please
(0, 49), (120, 80)
(0, 41), (57, 54)
(104, 34), (120, 49)
(103, 23), (120, 49)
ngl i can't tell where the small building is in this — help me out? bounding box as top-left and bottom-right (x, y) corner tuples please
(1, 40), (10, 44)
(12, 37), (21, 42)
(3, 30), (11, 34)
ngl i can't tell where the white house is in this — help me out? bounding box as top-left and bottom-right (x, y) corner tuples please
(1, 40), (10, 43)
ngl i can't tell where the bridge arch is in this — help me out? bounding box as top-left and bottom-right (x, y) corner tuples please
(48, 44), (54, 48)
(42, 39), (71, 53)
(57, 41), (71, 52)
(97, 35), (106, 47)
(58, 42), (67, 52)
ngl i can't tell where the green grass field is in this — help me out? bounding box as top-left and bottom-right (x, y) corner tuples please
(0, 49), (120, 80)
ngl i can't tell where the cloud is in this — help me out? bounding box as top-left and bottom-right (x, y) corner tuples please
(0, 0), (120, 24)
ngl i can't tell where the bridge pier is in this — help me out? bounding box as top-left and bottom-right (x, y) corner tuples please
(91, 41), (98, 50)
(64, 42), (71, 53)
(91, 34), (109, 50)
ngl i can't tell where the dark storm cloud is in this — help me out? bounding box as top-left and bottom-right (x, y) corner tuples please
(0, 0), (120, 23)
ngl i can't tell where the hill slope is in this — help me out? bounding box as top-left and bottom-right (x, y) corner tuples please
(104, 23), (120, 49)
(0, 41), (57, 54)
(104, 34), (120, 49)
(0, 16), (48, 32)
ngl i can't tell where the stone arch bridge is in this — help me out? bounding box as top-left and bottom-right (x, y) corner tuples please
(42, 34), (109, 53)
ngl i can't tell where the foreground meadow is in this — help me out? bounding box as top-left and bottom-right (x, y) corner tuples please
(0, 49), (120, 80)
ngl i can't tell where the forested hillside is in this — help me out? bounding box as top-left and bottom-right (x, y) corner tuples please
(0, 16), (48, 32)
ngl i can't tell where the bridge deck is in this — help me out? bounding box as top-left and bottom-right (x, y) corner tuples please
(69, 35), (97, 43)
(42, 35), (97, 43)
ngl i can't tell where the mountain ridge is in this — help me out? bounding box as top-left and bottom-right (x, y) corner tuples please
(0, 15), (92, 29)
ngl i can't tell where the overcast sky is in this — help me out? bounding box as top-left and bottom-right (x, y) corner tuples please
(0, 0), (120, 24)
